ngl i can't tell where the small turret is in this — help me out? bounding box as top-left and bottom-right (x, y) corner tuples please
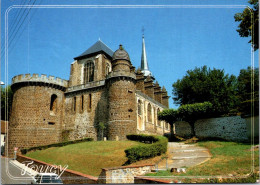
(107, 44), (137, 140)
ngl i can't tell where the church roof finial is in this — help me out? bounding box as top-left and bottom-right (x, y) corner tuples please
(140, 31), (152, 77)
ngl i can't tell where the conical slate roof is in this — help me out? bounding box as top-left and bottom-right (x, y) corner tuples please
(74, 40), (114, 60)
(141, 35), (152, 77)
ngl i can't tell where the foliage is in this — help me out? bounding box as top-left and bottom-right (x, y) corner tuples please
(98, 122), (106, 140)
(25, 141), (144, 176)
(177, 102), (213, 122)
(234, 0), (259, 50)
(1, 85), (13, 121)
(125, 134), (168, 164)
(126, 134), (159, 143)
(61, 130), (72, 142)
(172, 65), (238, 115)
(146, 141), (259, 183)
(158, 109), (178, 140)
(158, 102), (213, 136)
(21, 137), (93, 154)
(158, 109), (178, 123)
(237, 66), (259, 116)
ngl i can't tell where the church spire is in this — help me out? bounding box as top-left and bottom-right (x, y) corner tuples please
(141, 33), (152, 77)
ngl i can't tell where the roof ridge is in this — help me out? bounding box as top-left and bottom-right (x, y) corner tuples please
(98, 39), (114, 54)
(74, 40), (114, 60)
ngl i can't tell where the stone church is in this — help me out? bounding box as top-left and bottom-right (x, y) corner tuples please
(7, 36), (170, 155)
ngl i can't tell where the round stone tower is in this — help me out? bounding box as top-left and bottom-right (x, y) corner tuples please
(106, 45), (137, 140)
(7, 74), (68, 157)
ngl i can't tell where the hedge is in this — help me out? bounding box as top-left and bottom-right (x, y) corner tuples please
(21, 137), (93, 154)
(125, 134), (168, 164)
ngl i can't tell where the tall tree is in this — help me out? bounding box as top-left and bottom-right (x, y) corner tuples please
(1, 85), (13, 121)
(237, 66), (259, 116)
(172, 66), (237, 116)
(234, 0), (259, 51)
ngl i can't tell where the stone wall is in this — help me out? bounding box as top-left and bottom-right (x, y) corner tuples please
(175, 116), (251, 142)
(175, 121), (192, 137)
(16, 154), (98, 184)
(98, 164), (155, 184)
(64, 87), (108, 141)
(8, 85), (65, 156)
(107, 77), (137, 140)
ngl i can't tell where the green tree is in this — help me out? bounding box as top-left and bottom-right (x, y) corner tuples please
(1, 85), (13, 121)
(172, 65), (237, 116)
(177, 102), (213, 136)
(158, 102), (213, 137)
(234, 0), (259, 51)
(237, 66), (259, 116)
(98, 122), (106, 140)
(158, 109), (178, 140)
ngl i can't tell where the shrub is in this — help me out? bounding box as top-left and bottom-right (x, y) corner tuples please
(125, 134), (168, 164)
(21, 137), (93, 154)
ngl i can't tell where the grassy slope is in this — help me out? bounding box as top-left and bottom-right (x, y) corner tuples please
(146, 141), (259, 182)
(25, 141), (145, 176)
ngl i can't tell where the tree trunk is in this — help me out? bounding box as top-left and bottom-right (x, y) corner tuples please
(190, 122), (195, 136)
(170, 123), (174, 141)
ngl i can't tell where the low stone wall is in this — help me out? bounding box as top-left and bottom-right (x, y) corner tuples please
(16, 154), (98, 184)
(175, 116), (257, 142)
(98, 164), (155, 184)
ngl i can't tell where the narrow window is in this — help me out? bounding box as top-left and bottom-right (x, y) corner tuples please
(50, 94), (58, 113)
(87, 94), (92, 112)
(147, 103), (152, 122)
(157, 108), (161, 126)
(73, 97), (76, 112)
(105, 63), (110, 76)
(154, 107), (157, 125)
(81, 95), (84, 112)
(84, 61), (94, 83)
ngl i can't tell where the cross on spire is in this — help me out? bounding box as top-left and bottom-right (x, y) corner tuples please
(142, 27), (145, 37)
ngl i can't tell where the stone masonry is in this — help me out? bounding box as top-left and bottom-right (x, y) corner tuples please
(7, 40), (170, 156)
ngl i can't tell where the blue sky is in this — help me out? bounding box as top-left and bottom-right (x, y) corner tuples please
(1, 0), (259, 108)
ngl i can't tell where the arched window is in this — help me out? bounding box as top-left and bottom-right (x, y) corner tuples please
(50, 94), (58, 113)
(138, 100), (142, 116)
(147, 103), (152, 122)
(157, 108), (161, 126)
(105, 63), (110, 76)
(165, 122), (169, 130)
(84, 61), (94, 83)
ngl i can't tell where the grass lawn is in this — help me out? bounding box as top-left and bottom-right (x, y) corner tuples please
(146, 141), (259, 183)
(25, 140), (145, 176)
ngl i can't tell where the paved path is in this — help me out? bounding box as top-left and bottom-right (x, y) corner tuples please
(1, 157), (34, 184)
(158, 142), (211, 170)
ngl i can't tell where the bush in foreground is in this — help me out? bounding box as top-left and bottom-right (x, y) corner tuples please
(125, 134), (168, 164)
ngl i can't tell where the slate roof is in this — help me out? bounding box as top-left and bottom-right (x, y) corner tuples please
(74, 40), (114, 60)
